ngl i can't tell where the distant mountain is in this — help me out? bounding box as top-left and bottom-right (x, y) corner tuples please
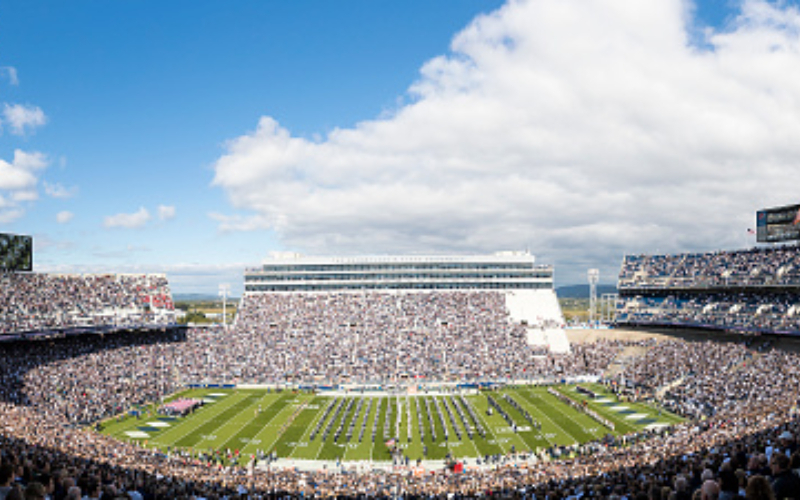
(556, 284), (617, 299)
(173, 293), (240, 303)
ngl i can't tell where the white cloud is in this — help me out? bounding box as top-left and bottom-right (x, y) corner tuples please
(2, 103), (47, 135)
(212, 0), (800, 283)
(158, 205), (176, 221)
(56, 211), (74, 224)
(11, 190), (38, 202)
(208, 212), (269, 232)
(0, 150), (48, 191)
(104, 207), (151, 229)
(44, 182), (78, 199)
(0, 208), (24, 224)
(1, 66), (18, 86)
(0, 150), (49, 223)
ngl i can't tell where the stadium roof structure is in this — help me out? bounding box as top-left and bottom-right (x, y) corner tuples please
(244, 251), (554, 293)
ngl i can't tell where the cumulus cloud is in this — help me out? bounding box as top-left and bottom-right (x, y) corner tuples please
(56, 211), (74, 224)
(211, 0), (800, 282)
(0, 150), (49, 223)
(158, 205), (176, 221)
(0, 150), (48, 191)
(104, 207), (151, 229)
(2, 103), (47, 135)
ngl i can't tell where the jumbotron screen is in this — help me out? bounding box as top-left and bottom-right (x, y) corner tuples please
(0, 233), (33, 271)
(757, 204), (800, 243)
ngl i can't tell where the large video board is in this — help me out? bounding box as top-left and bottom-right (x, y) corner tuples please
(0, 233), (32, 271)
(757, 204), (800, 243)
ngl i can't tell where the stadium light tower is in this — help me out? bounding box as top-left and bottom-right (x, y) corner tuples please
(219, 283), (230, 328)
(588, 269), (599, 325)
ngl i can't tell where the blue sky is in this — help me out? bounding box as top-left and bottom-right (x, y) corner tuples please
(2, 0), (800, 294)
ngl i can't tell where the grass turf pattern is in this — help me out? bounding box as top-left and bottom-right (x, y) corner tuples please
(100, 384), (682, 462)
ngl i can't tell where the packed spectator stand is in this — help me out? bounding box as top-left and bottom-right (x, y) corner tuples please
(617, 245), (800, 334)
(224, 291), (600, 383)
(0, 272), (176, 340)
(3, 275), (800, 497)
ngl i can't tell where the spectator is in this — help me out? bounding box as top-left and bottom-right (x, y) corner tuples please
(0, 464), (15, 500)
(22, 483), (46, 500)
(770, 453), (800, 500)
(747, 476), (776, 500)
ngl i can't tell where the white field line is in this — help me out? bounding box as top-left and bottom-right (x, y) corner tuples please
(310, 396), (355, 461)
(219, 393), (286, 453)
(505, 390), (559, 448)
(516, 388), (579, 445)
(444, 396), (481, 457)
(201, 393), (285, 454)
(465, 396), (519, 455)
(288, 397), (332, 459)
(368, 397), (385, 461)
(246, 396), (311, 457)
(149, 391), (250, 448)
(310, 398), (345, 461)
(549, 388), (609, 440)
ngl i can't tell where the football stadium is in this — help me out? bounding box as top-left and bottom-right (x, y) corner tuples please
(3, 205), (800, 499)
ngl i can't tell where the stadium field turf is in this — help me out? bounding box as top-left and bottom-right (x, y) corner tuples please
(99, 384), (682, 463)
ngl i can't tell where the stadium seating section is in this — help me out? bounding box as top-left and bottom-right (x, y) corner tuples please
(617, 245), (800, 334)
(2, 270), (800, 497)
(2, 326), (800, 497)
(0, 272), (175, 337)
(226, 291), (574, 382)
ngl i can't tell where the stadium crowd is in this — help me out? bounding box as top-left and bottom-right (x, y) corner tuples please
(608, 339), (800, 420)
(4, 292), (621, 427)
(177, 292), (617, 384)
(617, 246), (800, 334)
(3, 283), (800, 497)
(618, 245), (800, 290)
(616, 292), (800, 334)
(0, 272), (174, 336)
(2, 328), (800, 497)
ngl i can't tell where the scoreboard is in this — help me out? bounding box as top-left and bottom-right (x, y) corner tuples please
(0, 233), (32, 271)
(757, 204), (800, 243)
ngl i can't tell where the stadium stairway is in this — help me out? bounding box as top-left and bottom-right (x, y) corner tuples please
(544, 329), (571, 354)
(525, 327), (548, 347)
(505, 290), (564, 325)
(656, 377), (685, 400)
(506, 290), (569, 353)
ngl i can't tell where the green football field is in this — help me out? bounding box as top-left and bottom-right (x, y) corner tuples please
(99, 384), (682, 463)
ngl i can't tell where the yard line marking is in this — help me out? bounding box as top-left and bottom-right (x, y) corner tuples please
(367, 397), (383, 462)
(516, 387), (580, 445)
(444, 396), (481, 457)
(186, 393), (273, 450)
(289, 397), (331, 459)
(149, 390), (251, 447)
(218, 393), (287, 452)
(244, 395), (306, 457)
(465, 395), (517, 455)
(309, 397), (341, 461)
(547, 387), (611, 440)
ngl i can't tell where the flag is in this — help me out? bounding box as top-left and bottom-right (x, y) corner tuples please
(747, 228), (756, 235)
(385, 438), (396, 447)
